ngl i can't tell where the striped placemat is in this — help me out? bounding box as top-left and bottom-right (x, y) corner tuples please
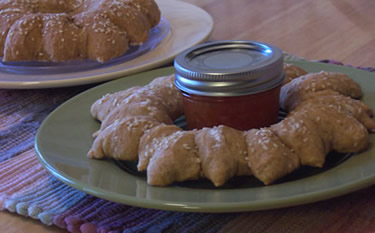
(1, 58), (375, 233)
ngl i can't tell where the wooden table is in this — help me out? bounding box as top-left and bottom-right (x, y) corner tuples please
(1, 0), (374, 232)
(187, 0), (375, 67)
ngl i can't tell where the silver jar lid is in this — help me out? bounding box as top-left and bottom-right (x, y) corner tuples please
(174, 40), (284, 96)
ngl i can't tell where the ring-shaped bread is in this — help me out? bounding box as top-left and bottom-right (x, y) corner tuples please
(0, 0), (160, 62)
(88, 64), (375, 187)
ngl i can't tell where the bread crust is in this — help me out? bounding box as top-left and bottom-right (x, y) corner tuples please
(0, 0), (161, 62)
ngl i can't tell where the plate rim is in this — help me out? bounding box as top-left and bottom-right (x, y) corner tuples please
(35, 61), (375, 212)
(0, 0), (214, 89)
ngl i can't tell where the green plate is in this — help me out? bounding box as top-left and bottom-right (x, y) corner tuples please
(35, 61), (375, 212)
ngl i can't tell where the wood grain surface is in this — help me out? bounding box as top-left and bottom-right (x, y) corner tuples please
(185, 0), (375, 67)
(1, 0), (374, 232)
(0, 212), (66, 233)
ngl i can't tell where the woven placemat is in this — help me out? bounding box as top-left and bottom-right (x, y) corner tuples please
(1, 57), (374, 233)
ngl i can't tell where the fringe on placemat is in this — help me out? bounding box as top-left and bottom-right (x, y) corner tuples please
(0, 152), (236, 233)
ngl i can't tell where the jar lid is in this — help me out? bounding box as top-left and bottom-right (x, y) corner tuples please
(174, 40), (284, 96)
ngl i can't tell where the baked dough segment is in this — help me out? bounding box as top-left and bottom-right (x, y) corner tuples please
(38, 0), (82, 13)
(3, 14), (45, 61)
(271, 110), (329, 167)
(99, 3), (151, 45)
(297, 103), (370, 154)
(88, 115), (161, 160)
(90, 86), (142, 122)
(146, 131), (201, 186)
(3, 12), (87, 62)
(273, 96), (372, 168)
(124, 0), (161, 27)
(90, 75), (183, 123)
(195, 125), (251, 187)
(100, 101), (173, 131)
(0, 0), (38, 12)
(245, 128), (300, 185)
(299, 90), (375, 131)
(0, 11), (24, 57)
(0, 0), (82, 13)
(147, 75), (184, 120)
(73, 12), (129, 63)
(138, 124), (183, 171)
(283, 63), (308, 84)
(115, 89), (171, 119)
(84, 16), (128, 63)
(280, 71), (363, 110)
(42, 14), (87, 61)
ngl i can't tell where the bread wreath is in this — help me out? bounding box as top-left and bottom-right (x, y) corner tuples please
(0, 0), (160, 62)
(88, 64), (375, 186)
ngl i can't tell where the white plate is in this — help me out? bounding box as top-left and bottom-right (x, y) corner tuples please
(0, 0), (213, 89)
(0, 17), (170, 75)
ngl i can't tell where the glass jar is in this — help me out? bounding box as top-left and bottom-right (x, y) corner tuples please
(174, 40), (284, 130)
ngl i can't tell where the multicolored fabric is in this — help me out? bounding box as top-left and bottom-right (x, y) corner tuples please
(0, 58), (374, 233)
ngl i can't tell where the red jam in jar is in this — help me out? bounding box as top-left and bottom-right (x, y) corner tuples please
(174, 40), (284, 131)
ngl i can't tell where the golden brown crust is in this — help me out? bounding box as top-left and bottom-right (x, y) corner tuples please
(90, 86), (142, 121)
(0, 11), (24, 57)
(195, 125), (251, 187)
(88, 115), (161, 160)
(0, 0), (161, 62)
(125, 0), (161, 27)
(90, 74), (183, 123)
(138, 124), (183, 171)
(100, 101), (173, 131)
(146, 131), (201, 186)
(271, 111), (329, 167)
(3, 14), (45, 61)
(296, 103), (370, 153)
(280, 71), (363, 110)
(298, 90), (375, 131)
(147, 75), (184, 119)
(98, 3), (150, 44)
(283, 63), (308, 84)
(42, 14), (88, 61)
(245, 128), (300, 185)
